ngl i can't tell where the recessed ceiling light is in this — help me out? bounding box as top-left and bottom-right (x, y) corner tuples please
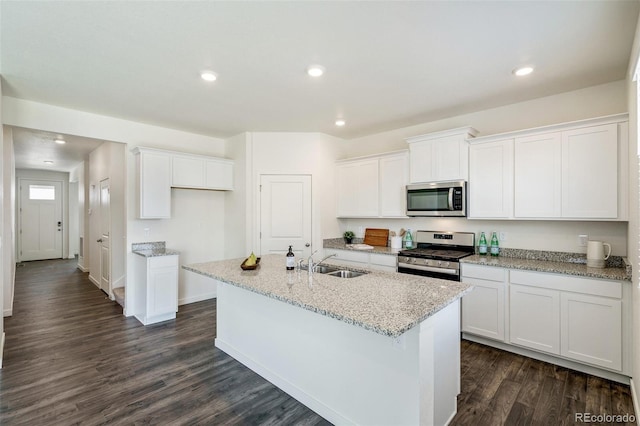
(335, 119), (346, 127)
(55, 138), (66, 144)
(307, 65), (325, 77)
(201, 71), (218, 82)
(44, 160), (54, 165)
(513, 66), (534, 77)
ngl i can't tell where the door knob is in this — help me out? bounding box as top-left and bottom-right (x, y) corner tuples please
(97, 239), (103, 243)
(305, 243), (310, 247)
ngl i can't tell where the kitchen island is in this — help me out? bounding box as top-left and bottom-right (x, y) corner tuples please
(184, 254), (472, 425)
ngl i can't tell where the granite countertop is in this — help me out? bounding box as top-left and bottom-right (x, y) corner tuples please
(183, 254), (471, 338)
(461, 252), (631, 282)
(132, 241), (180, 258)
(323, 238), (400, 256)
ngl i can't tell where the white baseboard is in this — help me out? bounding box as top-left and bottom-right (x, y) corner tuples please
(0, 332), (5, 368)
(631, 379), (639, 425)
(77, 264), (88, 272)
(88, 275), (100, 288)
(3, 309), (12, 317)
(178, 292), (217, 306)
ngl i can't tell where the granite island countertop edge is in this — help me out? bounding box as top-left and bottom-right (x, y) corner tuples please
(183, 257), (472, 338)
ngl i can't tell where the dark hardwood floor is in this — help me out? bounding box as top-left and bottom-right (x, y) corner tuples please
(0, 259), (636, 425)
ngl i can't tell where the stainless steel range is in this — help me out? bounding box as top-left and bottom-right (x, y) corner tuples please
(397, 231), (475, 281)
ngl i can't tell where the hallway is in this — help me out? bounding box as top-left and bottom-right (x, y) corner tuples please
(0, 259), (328, 425)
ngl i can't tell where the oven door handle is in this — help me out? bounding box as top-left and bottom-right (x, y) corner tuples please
(448, 188), (454, 210)
(398, 264), (459, 275)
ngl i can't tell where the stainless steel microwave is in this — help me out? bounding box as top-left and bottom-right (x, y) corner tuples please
(406, 181), (466, 217)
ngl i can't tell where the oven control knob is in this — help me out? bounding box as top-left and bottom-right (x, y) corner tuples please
(437, 261), (442, 266)
(444, 262), (450, 267)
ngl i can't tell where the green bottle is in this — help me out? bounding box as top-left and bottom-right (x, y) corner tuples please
(490, 232), (500, 256)
(478, 232), (487, 255)
(404, 229), (413, 249)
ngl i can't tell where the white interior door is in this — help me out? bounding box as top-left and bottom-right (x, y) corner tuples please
(259, 175), (312, 259)
(19, 179), (63, 261)
(99, 179), (110, 293)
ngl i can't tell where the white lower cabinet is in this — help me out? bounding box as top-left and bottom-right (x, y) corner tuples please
(560, 292), (622, 371)
(461, 264), (629, 378)
(134, 254), (179, 325)
(509, 284), (561, 354)
(461, 264), (506, 341)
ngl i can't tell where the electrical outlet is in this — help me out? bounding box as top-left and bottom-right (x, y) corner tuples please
(578, 234), (588, 247)
(144, 228), (150, 237)
(499, 231), (507, 242)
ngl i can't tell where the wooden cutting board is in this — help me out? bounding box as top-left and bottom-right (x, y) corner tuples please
(363, 228), (389, 247)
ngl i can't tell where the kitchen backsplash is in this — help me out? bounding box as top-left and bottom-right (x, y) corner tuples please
(337, 217), (628, 256)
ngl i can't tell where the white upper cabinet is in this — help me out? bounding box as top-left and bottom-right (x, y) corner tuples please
(134, 148), (172, 219)
(336, 158), (379, 218)
(206, 159), (234, 190)
(562, 124), (618, 218)
(336, 151), (408, 218)
(379, 152), (409, 217)
(468, 138), (514, 219)
(406, 127), (478, 183)
(172, 153), (234, 190)
(172, 155), (206, 188)
(133, 147), (234, 219)
(468, 114), (628, 221)
(514, 132), (562, 218)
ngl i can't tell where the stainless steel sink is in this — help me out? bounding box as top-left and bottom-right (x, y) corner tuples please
(326, 270), (367, 279)
(313, 265), (340, 274)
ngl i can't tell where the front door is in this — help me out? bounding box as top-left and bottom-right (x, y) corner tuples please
(19, 179), (63, 261)
(259, 175), (312, 259)
(99, 179), (110, 294)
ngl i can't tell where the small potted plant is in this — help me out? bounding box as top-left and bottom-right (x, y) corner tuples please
(343, 231), (355, 244)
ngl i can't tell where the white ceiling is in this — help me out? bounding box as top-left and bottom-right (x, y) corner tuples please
(12, 128), (105, 173)
(1, 1), (639, 149)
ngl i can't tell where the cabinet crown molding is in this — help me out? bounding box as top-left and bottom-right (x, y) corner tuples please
(335, 149), (407, 164)
(405, 126), (478, 144)
(131, 146), (233, 164)
(469, 113), (629, 145)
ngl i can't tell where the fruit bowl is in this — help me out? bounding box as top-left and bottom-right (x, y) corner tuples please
(241, 256), (261, 270)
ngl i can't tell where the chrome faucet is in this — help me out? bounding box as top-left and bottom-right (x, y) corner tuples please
(307, 250), (337, 276)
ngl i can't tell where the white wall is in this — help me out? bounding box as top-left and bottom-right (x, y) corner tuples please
(15, 168), (70, 259)
(224, 132), (250, 259)
(246, 132), (342, 257)
(0, 97), (229, 315)
(71, 162), (87, 270)
(626, 13), (640, 415)
(337, 81), (629, 255)
(1, 126), (15, 320)
(340, 80), (627, 159)
(87, 141), (126, 293)
(68, 181), (79, 258)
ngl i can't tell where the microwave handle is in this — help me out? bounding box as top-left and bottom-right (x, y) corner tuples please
(448, 188), (454, 210)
